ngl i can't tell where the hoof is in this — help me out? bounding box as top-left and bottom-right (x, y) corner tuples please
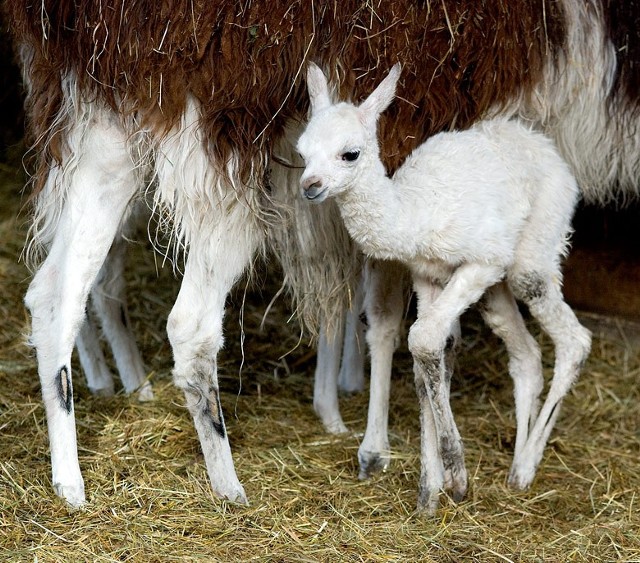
(508, 455), (537, 489)
(54, 481), (86, 508)
(89, 384), (115, 398)
(443, 466), (468, 503)
(136, 381), (154, 402)
(324, 419), (349, 435)
(217, 484), (248, 506)
(416, 486), (439, 516)
(507, 466), (535, 490)
(451, 486), (466, 504)
(358, 449), (390, 479)
(314, 403), (348, 435)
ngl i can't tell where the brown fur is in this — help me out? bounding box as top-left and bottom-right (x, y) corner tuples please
(6, 0), (566, 195)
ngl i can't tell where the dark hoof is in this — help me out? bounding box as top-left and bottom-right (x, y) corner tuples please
(358, 451), (389, 479)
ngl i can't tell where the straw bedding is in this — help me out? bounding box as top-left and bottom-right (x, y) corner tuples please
(0, 162), (638, 561)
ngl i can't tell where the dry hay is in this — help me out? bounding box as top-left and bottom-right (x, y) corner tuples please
(0, 162), (639, 562)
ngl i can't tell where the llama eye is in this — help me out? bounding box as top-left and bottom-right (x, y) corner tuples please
(341, 150), (360, 162)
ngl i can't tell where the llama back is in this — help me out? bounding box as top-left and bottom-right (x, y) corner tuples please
(7, 0), (563, 196)
(391, 119), (575, 267)
(8, 1), (639, 201)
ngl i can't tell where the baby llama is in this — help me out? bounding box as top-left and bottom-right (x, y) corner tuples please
(297, 63), (592, 514)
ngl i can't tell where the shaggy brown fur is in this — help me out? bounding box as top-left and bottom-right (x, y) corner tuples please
(6, 0), (567, 195)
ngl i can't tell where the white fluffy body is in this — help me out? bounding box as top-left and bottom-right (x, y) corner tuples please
(301, 113), (575, 271)
(298, 63), (592, 514)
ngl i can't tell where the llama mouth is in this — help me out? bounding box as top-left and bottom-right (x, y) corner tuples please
(303, 187), (328, 202)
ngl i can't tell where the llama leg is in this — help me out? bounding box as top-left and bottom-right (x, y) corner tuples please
(316, 265), (366, 434)
(90, 237), (153, 401)
(414, 364), (444, 515)
(154, 96), (263, 502)
(407, 278), (447, 514)
(410, 264), (504, 513)
(166, 207), (263, 504)
(24, 109), (139, 507)
(76, 311), (115, 397)
(480, 282), (543, 459)
(508, 273), (591, 489)
(338, 270), (366, 393)
(358, 259), (405, 478)
(314, 317), (348, 434)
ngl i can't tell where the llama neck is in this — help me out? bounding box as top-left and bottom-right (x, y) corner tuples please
(336, 158), (417, 261)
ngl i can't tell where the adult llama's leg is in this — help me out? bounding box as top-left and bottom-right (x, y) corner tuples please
(315, 271), (368, 434)
(24, 106), (140, 507)
(314, 317), (350, 434)
(76, 311), (116, 397)
(358, 259), (406, 478)
(337, 272), (366, 394)
(89, 235), (153, 401)
(76, 225), (153, 400)
(166, 224), (260, 503)
(156, 99), (263, 503)
(317, 271), (367, 434)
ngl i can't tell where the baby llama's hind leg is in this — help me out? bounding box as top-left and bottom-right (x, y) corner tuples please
(480, 282), (543, 459)
(508, 272), (591, 489)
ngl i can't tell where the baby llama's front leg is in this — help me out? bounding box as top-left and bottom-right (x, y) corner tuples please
(409, 264), (504, 513)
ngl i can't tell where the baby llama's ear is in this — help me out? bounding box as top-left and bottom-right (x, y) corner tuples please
(306, 63), (332, 115)
(358, 63), (401, 128)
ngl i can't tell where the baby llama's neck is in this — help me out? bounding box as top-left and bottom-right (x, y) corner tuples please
(335, 159), (408, 261)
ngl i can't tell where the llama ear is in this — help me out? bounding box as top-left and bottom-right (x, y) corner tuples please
(358, 63), (401, 126)
(306, 62), (332, 115)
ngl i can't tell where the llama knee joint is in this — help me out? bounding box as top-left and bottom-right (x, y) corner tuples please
(511, 273), (546, 303)
(408, 323), (444, 361)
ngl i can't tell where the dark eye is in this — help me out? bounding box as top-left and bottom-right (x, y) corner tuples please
(341, 150), (360, 162)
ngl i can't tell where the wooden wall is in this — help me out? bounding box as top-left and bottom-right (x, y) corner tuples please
(564, 204), (640, 321)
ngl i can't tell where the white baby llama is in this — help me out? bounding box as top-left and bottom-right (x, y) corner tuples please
(297, 63), (592, 514)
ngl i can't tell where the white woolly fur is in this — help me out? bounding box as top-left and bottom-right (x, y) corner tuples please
(298, 63), (592, 514)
